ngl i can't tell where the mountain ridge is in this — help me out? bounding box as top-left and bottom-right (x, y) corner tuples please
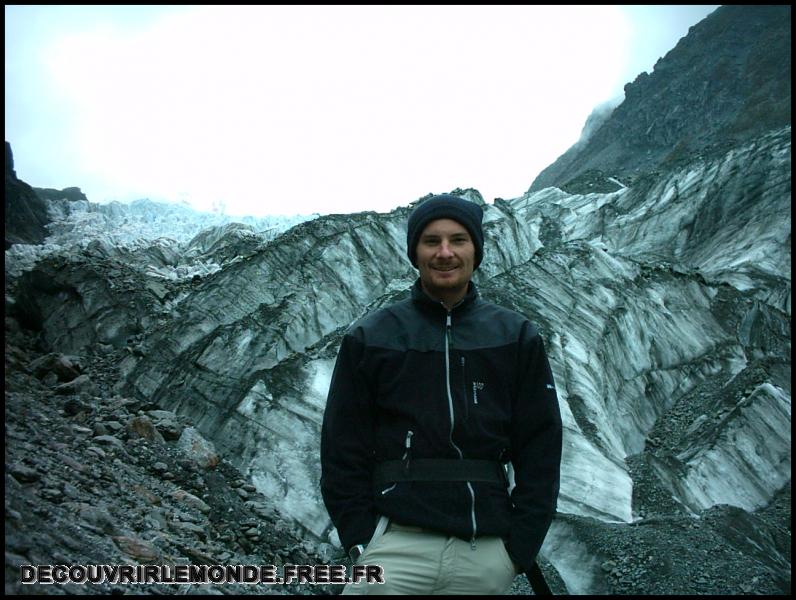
(528, 4), (791, 193)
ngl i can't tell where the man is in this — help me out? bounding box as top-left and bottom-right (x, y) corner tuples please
(321, 194), (562, 595)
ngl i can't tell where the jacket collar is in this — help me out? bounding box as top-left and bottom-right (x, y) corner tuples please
(410, 278), (479, 313)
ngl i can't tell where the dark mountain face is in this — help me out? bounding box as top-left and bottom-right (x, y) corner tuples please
(4, 5), (791, 596)
(528, 5), (792, 193)
(4, 141), (52, 249)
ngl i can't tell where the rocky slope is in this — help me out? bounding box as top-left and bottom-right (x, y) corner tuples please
(5, 318), (341, 595)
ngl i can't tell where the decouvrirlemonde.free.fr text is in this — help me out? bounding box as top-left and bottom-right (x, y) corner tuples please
(21, 563), (384, 585)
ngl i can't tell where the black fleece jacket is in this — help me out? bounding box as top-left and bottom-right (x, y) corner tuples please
(320, 279), (562, 573)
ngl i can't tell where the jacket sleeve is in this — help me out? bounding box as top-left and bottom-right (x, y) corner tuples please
(507, 321), (563, 573)
(320, 327), (377, 552)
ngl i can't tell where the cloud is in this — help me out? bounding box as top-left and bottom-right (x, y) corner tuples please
(575, 96), (624, 148)
(5, 5), (716, 216)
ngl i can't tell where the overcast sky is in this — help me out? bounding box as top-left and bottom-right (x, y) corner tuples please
(5, 5), (718, 217)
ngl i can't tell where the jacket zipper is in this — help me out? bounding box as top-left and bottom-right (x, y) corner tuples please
(403, 429), (414, 472)
(460, 356), (468, 421)
(445, 311), (477, 549)
(382, 430), (413, 496)
(381, 429), (415, 496)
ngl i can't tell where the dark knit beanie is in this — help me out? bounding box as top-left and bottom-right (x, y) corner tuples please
(406, 194), (484, 269)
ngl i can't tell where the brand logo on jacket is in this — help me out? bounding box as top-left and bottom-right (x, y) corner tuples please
(472, 381), (485, 404)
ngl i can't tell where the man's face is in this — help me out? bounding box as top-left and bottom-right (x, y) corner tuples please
(416, 218), (475, 299)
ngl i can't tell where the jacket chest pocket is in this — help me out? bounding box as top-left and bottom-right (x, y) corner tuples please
(458, 354), (512, 432)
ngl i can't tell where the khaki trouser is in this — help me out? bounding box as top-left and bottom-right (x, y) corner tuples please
(343, 519), (518, 595)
